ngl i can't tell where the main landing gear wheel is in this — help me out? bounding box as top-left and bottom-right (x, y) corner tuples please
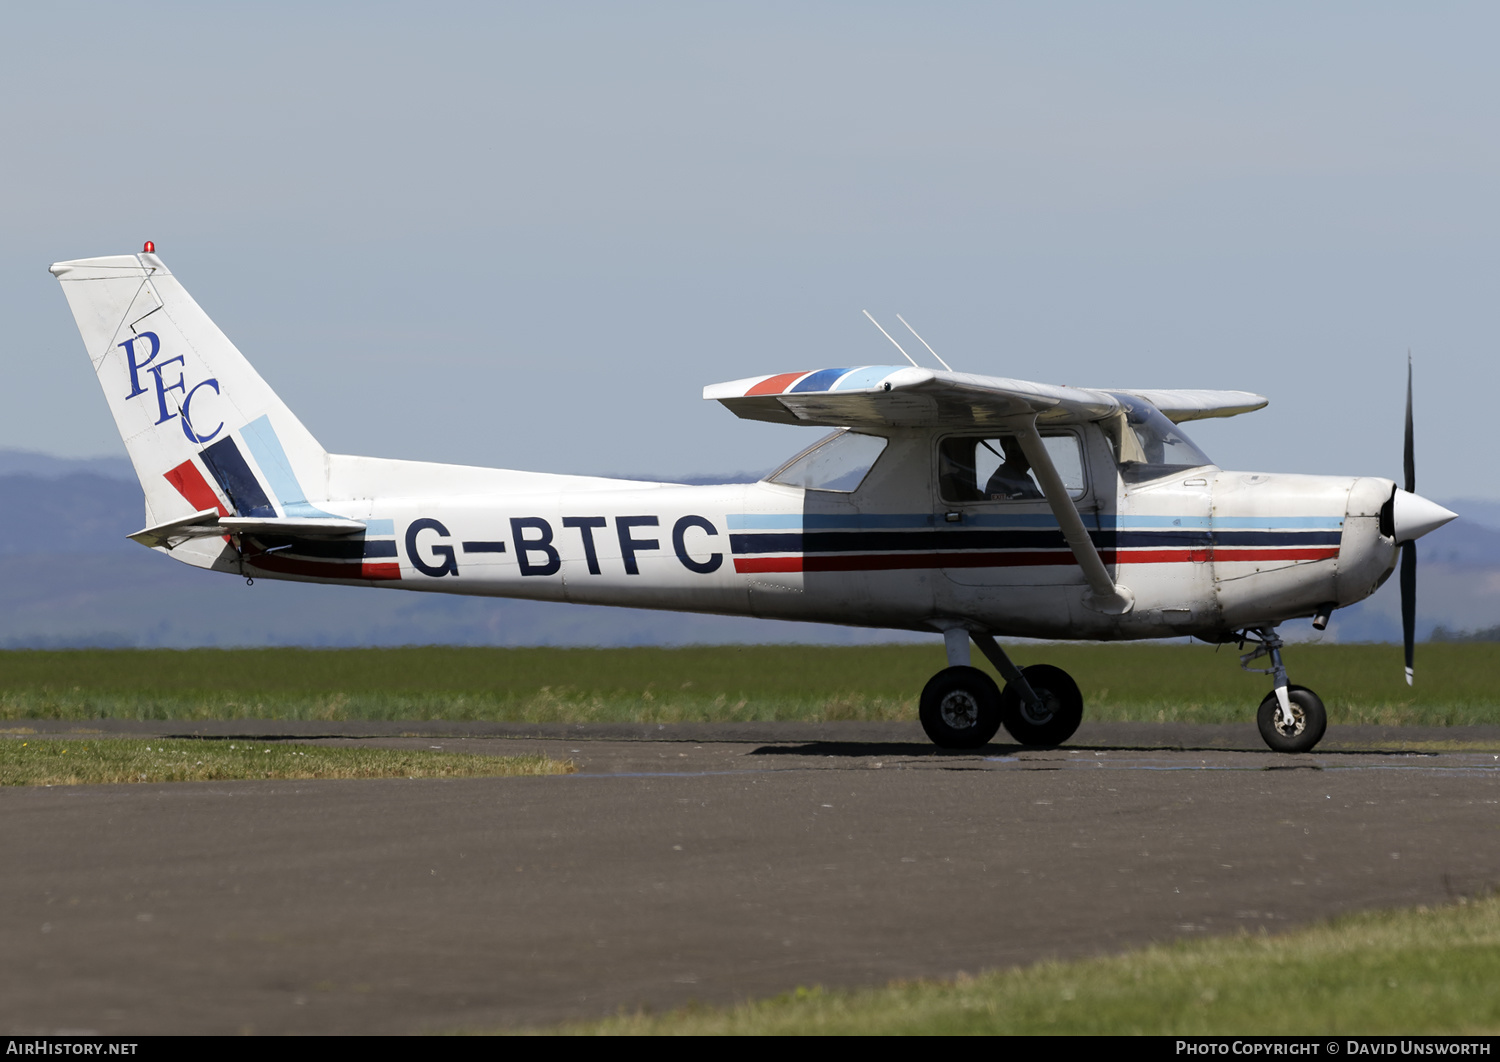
(999, 664), (1084, 747)
(1256, 684), (1327, 753)
(919, 666), (1002, 749)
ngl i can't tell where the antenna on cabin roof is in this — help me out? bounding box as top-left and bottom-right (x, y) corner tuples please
(862, 310), (920, 369)
(896, 314), (952, 372)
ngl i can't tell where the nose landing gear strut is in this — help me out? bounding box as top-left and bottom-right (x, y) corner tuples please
(1240, 627), (1327, 753)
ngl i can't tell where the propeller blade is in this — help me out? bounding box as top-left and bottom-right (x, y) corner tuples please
(1403, 355), (1414, 494)
(1401, 540), (1416, 686)
(1401, 355), (1415, 684)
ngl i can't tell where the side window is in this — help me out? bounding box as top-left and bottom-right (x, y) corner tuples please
(938, 434), (1086, 503)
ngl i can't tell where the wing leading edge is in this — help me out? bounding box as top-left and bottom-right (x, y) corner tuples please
(704, 366), (1266, 428)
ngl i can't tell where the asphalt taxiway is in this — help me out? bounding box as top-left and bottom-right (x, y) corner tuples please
(3, 720), (1499, 1034)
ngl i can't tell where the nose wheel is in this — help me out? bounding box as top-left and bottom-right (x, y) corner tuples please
(1241, 628), (1327, 753)
(1256, 684), (1327, 753)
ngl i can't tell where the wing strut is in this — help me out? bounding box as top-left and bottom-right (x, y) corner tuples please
(1014, 419), (1134, 615)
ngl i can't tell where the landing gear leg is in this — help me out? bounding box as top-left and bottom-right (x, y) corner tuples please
(1241, 627), (1327, 753)
(972, 633), (1084, 747)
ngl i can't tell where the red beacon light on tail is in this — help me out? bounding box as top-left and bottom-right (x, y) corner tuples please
(143, 241), (155, 254)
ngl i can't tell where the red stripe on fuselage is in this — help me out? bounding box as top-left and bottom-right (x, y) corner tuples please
(733, 546), (1337, 575)
(247, 554), (402, 581)
(735, 556), (804, 573)
(1199, 547), (1339, 563)
(1113, 549), (1210, 564)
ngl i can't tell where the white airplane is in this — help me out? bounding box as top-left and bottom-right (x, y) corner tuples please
(50, 246), (1457, 753)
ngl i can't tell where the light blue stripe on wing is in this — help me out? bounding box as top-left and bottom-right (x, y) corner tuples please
(832, 366), (903, 391)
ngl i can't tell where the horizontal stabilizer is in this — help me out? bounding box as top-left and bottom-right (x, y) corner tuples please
(128, 508), (225, 550)
(129, 511), (366, 550)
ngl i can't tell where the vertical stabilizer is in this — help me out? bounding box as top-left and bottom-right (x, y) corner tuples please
(49, 251), (332, 527)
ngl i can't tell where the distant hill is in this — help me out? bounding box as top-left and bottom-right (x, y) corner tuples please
(0, 449), (134, 481)
(0, 450), (1491, 648)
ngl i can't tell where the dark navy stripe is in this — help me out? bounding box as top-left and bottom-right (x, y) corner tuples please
(1111, 531), (1209, 548)
(729, 528), (1341, 556)
(462, 541), (508, 553)
(1116, 530), (1341, 548)
(730, 529), (1113, 554)
(199, 437), (275, 518)
(244, 536), (396, 560)
(1208, 530), (1343, 546)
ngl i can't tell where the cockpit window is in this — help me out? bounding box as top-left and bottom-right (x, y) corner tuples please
(1102, 396), (1214, 483)
(767, 430), (888, 492)
(938, 433), (1086, 503)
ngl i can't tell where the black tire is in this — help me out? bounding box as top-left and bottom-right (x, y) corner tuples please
(999, 664), (1084, 746)
(919, 666), (1003, 749)
(1256, 684), (1327, 753)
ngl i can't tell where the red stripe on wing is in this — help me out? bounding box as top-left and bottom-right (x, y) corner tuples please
(745, 372), (810, 396)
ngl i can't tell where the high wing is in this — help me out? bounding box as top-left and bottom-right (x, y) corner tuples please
(705, 366), (1117, 428)
(1110, 388), (1268, 422)
(704, 366), (1265, 427)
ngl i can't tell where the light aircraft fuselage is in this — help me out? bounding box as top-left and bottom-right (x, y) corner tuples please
(49, 248), (1455, 752)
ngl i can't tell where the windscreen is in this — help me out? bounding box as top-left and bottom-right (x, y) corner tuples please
(1102, 396), (1214, 483)
(767, 430), (889, 492)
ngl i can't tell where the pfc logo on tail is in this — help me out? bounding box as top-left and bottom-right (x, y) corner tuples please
(120, 330), (223, 443)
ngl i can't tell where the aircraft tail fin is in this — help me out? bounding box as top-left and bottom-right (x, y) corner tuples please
(50, 249), (335, 528)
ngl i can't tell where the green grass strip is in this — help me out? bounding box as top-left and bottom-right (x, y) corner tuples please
(530, 896), (1500, 1035)
(0, 737), (572, 786)
(1, 644), (1498, 726)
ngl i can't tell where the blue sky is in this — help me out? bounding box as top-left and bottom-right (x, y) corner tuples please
(5, 2), (1497, 497)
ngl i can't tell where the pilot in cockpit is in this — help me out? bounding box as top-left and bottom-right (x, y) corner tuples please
(984, 436), (1045, 500)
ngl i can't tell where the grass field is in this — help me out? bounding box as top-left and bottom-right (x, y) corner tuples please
(0, 737), (571, 786)
(528, 896), (1500, 1035)
(1, 643), (1497, 726)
